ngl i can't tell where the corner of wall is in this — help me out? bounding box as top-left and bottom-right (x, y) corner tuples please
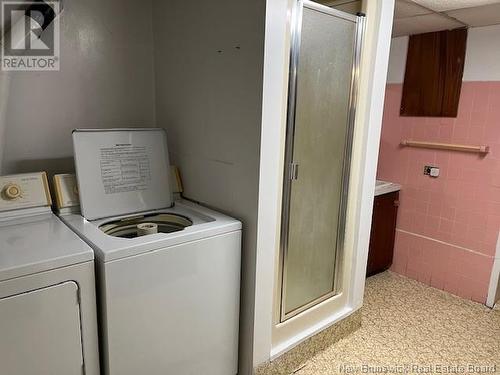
(487, 233), (500, 308)
(348, 0), (395, 308)
(386, 36), (408, 84)
(252, 0), (292, 370)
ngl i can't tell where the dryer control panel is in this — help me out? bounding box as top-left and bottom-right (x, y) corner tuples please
(0, 172), (52, 212)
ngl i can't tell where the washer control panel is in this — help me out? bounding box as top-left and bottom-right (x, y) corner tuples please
(53, 174), (80, 210)
(0, 172), (52, 212)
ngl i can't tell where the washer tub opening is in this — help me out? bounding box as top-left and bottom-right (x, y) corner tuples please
(99, 213), (193, 238)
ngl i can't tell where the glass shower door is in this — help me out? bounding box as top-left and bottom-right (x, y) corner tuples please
(280, 1), (363, 320)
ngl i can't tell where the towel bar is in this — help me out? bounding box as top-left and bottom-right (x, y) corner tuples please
(400, 140), (489, 154)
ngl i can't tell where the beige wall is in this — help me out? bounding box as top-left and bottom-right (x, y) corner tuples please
(0, 0), (156, 175)
(152, 1), (266, 374)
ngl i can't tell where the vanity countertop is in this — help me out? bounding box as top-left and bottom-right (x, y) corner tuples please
(375, 180), (401, 196)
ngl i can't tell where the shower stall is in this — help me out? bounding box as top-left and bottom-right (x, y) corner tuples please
(278, 0), (364, 323)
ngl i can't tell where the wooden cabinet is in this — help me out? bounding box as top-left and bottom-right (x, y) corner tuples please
(366, 191), (399, 277)
(400, 28), (467, 117)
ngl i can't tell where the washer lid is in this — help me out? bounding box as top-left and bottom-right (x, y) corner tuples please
(73, 129), (172, 220)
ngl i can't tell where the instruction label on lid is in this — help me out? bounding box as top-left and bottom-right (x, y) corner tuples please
(73, 129), (173, 221)
(100, 145), (152, 194)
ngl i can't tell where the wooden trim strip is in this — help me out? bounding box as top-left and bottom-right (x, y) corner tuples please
(400, 140), (489, 154)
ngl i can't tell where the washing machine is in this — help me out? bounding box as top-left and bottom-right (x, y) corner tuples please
(0, 172), (100, 375)
(59, 128), (242, 375)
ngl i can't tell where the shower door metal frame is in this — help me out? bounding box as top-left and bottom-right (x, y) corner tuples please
(279, 0), (365, 322)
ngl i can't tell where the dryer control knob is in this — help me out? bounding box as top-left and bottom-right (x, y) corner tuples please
(3, 183), (22, 200)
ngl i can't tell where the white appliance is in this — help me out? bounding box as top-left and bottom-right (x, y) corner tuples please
(60, 129), (241, 375)
(0, 172), (100, 375)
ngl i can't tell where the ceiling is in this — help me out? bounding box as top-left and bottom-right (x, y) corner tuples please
(3, 0), (500, 40)
(393, 0), (500, 36)
(321, 0), (500, 37)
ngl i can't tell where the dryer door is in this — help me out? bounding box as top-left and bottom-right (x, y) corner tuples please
(0, 281), (84, 375)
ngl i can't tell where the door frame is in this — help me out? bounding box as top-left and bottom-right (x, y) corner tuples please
(278, 0), (365, 322)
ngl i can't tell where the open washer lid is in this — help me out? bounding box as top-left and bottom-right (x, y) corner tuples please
(73, 128), (172, 220)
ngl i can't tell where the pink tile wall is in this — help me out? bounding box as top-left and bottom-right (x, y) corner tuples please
(377, 82), (500, 303)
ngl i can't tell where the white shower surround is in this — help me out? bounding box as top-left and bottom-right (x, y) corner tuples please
(253, 0), (396, 367)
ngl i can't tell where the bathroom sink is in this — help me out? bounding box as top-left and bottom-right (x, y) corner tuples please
(375, 180), (401, 196)
(376, 180), (389, 187)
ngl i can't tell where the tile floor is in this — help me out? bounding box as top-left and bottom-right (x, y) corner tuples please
(295, 271), (500, 374)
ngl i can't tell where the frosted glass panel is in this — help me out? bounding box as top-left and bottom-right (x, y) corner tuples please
(283, 7), (357, 315)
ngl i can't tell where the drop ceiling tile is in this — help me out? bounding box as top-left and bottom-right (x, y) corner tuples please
(447, 3), (500, 27)
(392, 13), (464, 37)
(411, 0), (500, 12)
(395, 0), (433, 19)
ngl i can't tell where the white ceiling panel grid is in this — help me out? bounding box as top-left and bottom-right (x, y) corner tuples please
(393, 13), (464, 37)
(411, 0), (500, 12)
(319, 0), (500, 36)
(392, 0), (500, 36)
(447, 3), (500, 27)
(395, 0), (433, 19)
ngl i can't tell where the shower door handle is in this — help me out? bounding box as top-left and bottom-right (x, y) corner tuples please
(290, 162), (299, 180)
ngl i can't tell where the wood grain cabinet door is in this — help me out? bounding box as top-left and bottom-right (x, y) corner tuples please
(400, 28), (467, 117)
(367, 191), (399, 277)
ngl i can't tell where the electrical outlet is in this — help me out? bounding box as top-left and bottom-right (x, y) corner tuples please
(424, 166), (439, 178)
